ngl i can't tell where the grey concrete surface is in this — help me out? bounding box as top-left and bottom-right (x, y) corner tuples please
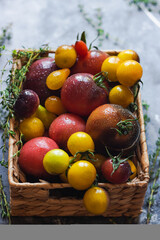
(0, 0), (160, 224)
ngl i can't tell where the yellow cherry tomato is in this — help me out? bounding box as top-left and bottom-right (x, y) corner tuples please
(68, 160), (96, 190)
(45, 96), (66, 115)
(46, 68), (70, 90)
(127, 160), (137, 180)
(101, 56), (122, 82)
(116, 60), (143, 87)
(109, 85), (134, 108)
(67, 132), (95, 156)
(55, 45), (77, 68)
(118, 49), (139, 62)
(19, 117), (45, 141)
(36, 105), (57, 129)
(43, 149), (69, 175)
(83, 187), (109, 215)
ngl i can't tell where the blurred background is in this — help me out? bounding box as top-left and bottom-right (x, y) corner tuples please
(0, 0), (160, 224)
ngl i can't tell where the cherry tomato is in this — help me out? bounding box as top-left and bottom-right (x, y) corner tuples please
(36, 105), (57, 129)
(101, 56), (122, 82)
(46, 68), (70, 90)
(109, 85), (134, 108)
(55, 45), (77, 68)
(118, 49), (139, 62)
(116, 60), (143, 87)
(75, 40), (88, 58)
(45, 96), (66, 115)
(19, 117), (45, 141)
(101, 158), (131, 184)
(67, 132), (95, 156)
(127, 160), (137, 180)
(43, 149), (69, 175)
(83, 187), (109, 215)
(68, 160), (96, 190)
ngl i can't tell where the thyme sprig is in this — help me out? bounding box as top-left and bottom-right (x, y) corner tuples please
(142, 100), (150, 127)
(147, 167), (160, 223)
(128, 0), (158, 12)
(0, 47), (49, 168)
(149, 129), (160, 178)
(0, 25), (12, 56)
(78, 4), (110, 47)
(141, 101), (160, 223)
(0, 175), (11, 224)
(146, 126), (160, 223)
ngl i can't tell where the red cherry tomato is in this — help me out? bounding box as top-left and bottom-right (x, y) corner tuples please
(75, 40), (88, 58)
(101, 158), (131, 184)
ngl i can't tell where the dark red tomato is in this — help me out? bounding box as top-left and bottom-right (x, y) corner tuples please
(23, 57), (58, 105)
(14, 89), (39, 119)
(61, 73), (108, 117)
(70, 50), (109, 75)
(86, 104), (140, 154)
(101, 158), (131, 184)
(75, 40), (88, 58)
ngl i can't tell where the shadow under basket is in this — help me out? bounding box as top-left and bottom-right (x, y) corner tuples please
(8, 50), (149, 217)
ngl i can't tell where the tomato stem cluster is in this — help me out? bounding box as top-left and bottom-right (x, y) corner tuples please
(93, 71), (109, 92)
(69, 149), (95, 165)
(113, 118), (138, 136)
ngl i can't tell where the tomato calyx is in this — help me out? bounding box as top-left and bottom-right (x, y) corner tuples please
(105, 147), (132, 175)
(93, 71), (109, 93)
(76, 31), (87, 44)
(112, 118), (139, 136)
(69, 149), (95, 165)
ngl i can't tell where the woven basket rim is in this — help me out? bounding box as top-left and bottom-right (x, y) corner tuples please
(8, 49), (149, 190)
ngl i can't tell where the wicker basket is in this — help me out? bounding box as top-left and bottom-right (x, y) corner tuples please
(8, 50), (149, 217)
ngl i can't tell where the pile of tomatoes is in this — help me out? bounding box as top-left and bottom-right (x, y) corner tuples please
(14, 34), (143, 215)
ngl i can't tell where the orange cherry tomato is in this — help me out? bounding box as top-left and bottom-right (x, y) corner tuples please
(45, 96), (66, 115)
(46, 68), (70, 90)
(127, 160), (137, 180)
